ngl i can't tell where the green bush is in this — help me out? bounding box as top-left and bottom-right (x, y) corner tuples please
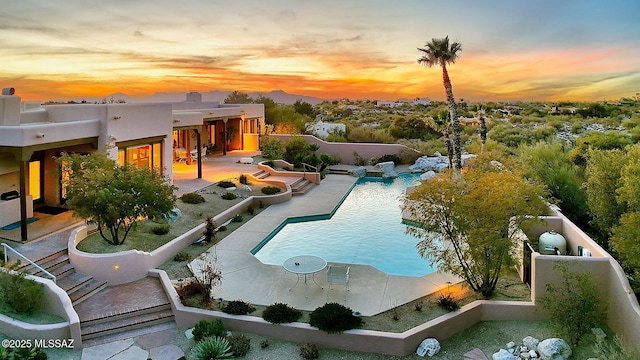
(151, 224), (170, 235)
(309, 302), (363, 333)
(374, 154), (402, 165)
(221, 192), (237, 200)
(239, 174), (248, 185)
(217, 180), (236, 188)
(176, 278), (206, 302)
(191, 336), (233, 360)
(221, 300), (255, 315)
(436, 295), (460, 312)
(218, 225), (228, 232)
(231, 214), (243, 222)
(192, 319), (227, 342)
(180, 192), (205, 204)
(262, 302), (302, 324)
(259, 137), (284, 159)
(299, 342), (319, 359)
(11, 345), (47, 360)
(261, 186), (281, 195)
(260, 339), (269, 349)
(227, 333), (251, 357)
(173, 251), (190, 262)
(539, 261), (608, 345)
(0, 272), (45, 315)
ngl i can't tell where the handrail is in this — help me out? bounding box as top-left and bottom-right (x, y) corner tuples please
(301, 163), (318, 173)
(1, 243), (56, 284)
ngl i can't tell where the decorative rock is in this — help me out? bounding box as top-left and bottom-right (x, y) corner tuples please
(523, 336), (539, 351)
(492, 348), (516, 360)
(464, 348), (489, 360)
(240, 157), (254, 164)
(507, 342), (516, 349)
(349, 167), (367, 178)
(537, 338), (571, 360)
(242, 185), (252, 192)
(520, 352), (531, 359)
(375, 161), (398, 178)
(408, 155), (448, 172)
(225, 186), (236, 191)
(420, 170), (437, 181)
(416, 338), (440, 357)
(185, 328), (194, 339)
(528, 350), (538, 358)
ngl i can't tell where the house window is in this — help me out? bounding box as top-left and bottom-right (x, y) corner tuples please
(117, 139), (163, 171)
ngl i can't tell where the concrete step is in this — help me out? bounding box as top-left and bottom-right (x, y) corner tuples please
(253, 170), (271, 179)
(81, 309), (175, 341)
(80, 303), (172, 327)
(57, 272), (95, 294)
(33, 261), (75, 280)
(69, 279), (109, 306)
(291, 178), (316, 196)
(14, 249), (67, 273)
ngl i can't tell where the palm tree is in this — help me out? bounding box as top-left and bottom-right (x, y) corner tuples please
(418, 36), (463, 170)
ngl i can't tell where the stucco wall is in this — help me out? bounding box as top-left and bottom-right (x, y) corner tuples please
(0, 271), (81, 346)
(268, 134), (420, 165)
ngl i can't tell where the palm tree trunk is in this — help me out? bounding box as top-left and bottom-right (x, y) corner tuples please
(479, 115), (487, 152)
(441, 64), (462, 170)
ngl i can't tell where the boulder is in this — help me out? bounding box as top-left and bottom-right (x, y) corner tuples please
(537, 338), (571, 360)
(242, 185), (252, 192)
(464, 348), (489, 360)
(375, 161), (397, 178)
(416, 338), (440, 357)
(408, 156), (448, 172)
(349, 167), (367, 178)
(420, 170), (437, 181)
(522, 336), (539, 351)
(239, 157), (254, 164)
(492, 349), (516, 360)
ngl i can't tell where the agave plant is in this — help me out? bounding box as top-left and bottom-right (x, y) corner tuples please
(191, 336), (234, 360)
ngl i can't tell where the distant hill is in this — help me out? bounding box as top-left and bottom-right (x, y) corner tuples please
(69, 89), (326, 105)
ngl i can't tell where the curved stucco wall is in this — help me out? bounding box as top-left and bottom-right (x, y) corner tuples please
(0, 272), (81, 346)
(69, 192), (292, 285)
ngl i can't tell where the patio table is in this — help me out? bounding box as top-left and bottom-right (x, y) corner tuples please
(283, 255), (327, 298)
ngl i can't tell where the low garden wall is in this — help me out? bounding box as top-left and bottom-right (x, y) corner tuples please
(0, 272), (81, 346)
(68, 190), (292, 285)
(526, 214), (640, 349)
(269, 134), (421, 165)
(151, 269), (538, 356)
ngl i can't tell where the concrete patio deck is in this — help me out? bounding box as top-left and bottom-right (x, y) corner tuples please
(189, 173), (461, 316)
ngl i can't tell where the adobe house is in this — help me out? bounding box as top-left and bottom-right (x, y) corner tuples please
(0, 89), (264, 241)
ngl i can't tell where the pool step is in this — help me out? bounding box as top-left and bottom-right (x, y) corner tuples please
(291, 178), (316, 196)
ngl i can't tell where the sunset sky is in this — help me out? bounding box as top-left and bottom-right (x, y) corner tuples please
(1, 0), (639, 102)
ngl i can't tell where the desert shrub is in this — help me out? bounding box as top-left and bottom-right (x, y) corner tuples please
(247, 204), (255, 215)
(191, 336), (233, 360)
(299, 342), (319, 359)
(221, 300), (255, 315)
(192, 319), (227, 342)
(173, 251), (190, 262)
(239, 174), (248, 185)
(261, 186), (281, 195)
(221, 192), (237, 200)
(259, 137), (284, 159)
(218, 225), (227, 232)
(151, 224), (170, 235)
(539, 261), (608, 345)
(593, 335), (640, 360)
(217, 180), (236, 188)
(436, 295), (460, 312)
(231, 214), (243, 222)
(0, 272), (45, 315)
(202, 216), (218, 244)
(180, 192), (205, 204)
(374, 154), (402, 165)
(309, 302), (363, 333)
(176, 278), (206, 302)
(227, 333), (251, 357)
(263, 160), (275, 168)
(11, 345), (47, 360)
(318, 153), (340, 166)
(262, 302), (302, 324)
(260, 339), (269, 349)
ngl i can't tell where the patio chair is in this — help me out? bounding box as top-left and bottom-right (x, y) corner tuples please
(191, 147), (208, 161)
(327, 265), (350, 291)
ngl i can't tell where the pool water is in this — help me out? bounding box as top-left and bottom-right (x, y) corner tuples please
(252, 173), (437, 277)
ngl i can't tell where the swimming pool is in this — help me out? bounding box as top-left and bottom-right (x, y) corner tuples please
(252, 173), (437, 277)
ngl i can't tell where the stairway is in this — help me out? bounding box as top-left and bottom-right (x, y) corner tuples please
(290, 177), (316, 196)
(74, 277), (175, 343)
(252, 169), (271, 179)
(19, 249), (108, 306)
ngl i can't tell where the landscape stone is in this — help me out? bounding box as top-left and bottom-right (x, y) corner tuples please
(464, 347), (489, 360)
(185, 328), (194, 339)
(492, 348), (516, 360)
(416, 338), (440, 357)
(375, 161), (397, 178)
(242, 185), (252, 191)
(81, 338), (135, 360)
(419, 170), (437, 181)
(537, 338), (571, 360)
(408, 155), (448, 172)
(350, 166), (367, 178)
(507, 341), (516, 349)
(522, 336), (539, 351)
(529, 350), (538, 358)
(149, 345), (185, 360)
(109, 345), (148, 360)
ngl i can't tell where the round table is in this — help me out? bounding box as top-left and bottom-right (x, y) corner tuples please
(283, 255), (327, 297)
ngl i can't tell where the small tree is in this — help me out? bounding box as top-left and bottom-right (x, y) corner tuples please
(403, 158), (548, 297)
(59, 151), (177, 245)
(539, 261), (608, 345)
(194, 254), (223, 304)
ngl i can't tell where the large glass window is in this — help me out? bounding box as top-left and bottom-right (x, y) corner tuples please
(117, 139), (163, 171)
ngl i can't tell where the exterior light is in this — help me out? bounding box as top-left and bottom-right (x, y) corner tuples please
(113, 264), (120, 271)
(36, 133), (45, 138)
(113, 115), (122, 120)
